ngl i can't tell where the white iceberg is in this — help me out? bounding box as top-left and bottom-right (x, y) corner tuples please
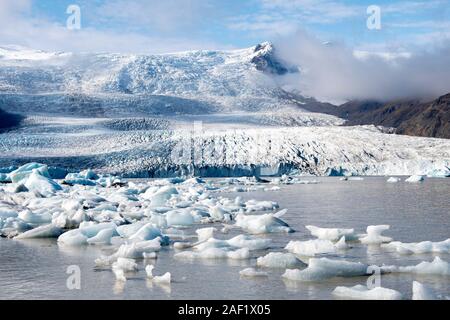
(235, 211), (293, 234)
(87, 228), (115, 245)
(282, 258), (369, 281)
(332, 285), (403, 300)
(305, 225), (355, 241)
(153, 272), (171, 284)
(112, 258), (138, 272)
(381, 256), (450, 276)
(24, 170), (62, 196)
(239, 268), (268, 277)
(256, 252), (306, 268)
(382, 239), (450, 254)
(387, 177), (401, 183)
(405, 175), (425, 183)
(9, 163), (50, 183)
(57, 222), (118, 245)
(412, 281), (438, 300)
(359, 225), (392, 245)
(285, 237), (347, 257)
(14, 224), (63, 239)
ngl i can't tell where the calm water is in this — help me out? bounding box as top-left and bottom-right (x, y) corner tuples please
(1, 177), (449, 300)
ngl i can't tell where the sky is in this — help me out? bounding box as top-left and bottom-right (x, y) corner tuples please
(0, 0), (449, 54)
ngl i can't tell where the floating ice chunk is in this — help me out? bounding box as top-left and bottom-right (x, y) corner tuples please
(24, 170), (62, 196)
(235, 212), (293, 234)
(18, 210), (52, 224)
(113, 268), (126, 282)
(282, 258), (368, 281)
(9, 163), (50, 183)
(382, 257), (450, 276)
(114, 238), (162, 259)
(116, 222), (147, 238)
(332, 285), (403, 300)
(175, 247), (250, 260)
(305, 225), (355, 241)
(145, 186), (178, 206)
(153, 272), (171, 284)
(112, 258), (138, 272)
(387, 177), (401, 183)
(239, 268), (268, 277)
(382, 239), (450, 254)
(63, 178), (96, 186)
(57, 222), (118, 245)
(256, 252), (306, 269)
(65, 169), (99, 181)
(412, 281), (438, 300)
(227, 235), (272, 250)
(285, 238), (347, 257)
(128, 223), (167, 243)
(145, 264), (154, 278)
(143, 252), (157, 259)
(166, 210), (195, 227)
(359, 225), (392, 244)
(348, 177), (364, 181)
(405, 175), (424, 183)
(209, 205), (229, 221)
(196, 227), (216, 242)
(244, 200), (279, 212)
(87, 228), (114, 245)
(14, 224), (63, 239)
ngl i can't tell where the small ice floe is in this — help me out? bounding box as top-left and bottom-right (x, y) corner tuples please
(412, 281), (438, 300)
(175, 247), (250, 260)
(282, 258), (368, 281)
(112, 258), (138, 272)
(87, 228), (115, 245)
(143, 252), (157, 259)
(235, 210), (293, 234)
(332, 285), (403, 300)
(256, 252), (306, 269)
(145, 264), (154, 278)
(381, 256), (450, 276)
(8, 163), (50, 183)
(113, 268), (127, 282)
(23, 170), (62, 197)
(387, 177), (401, 183)
(244, 200), (279, 213)
(405, 175), (425, 183)
(339, 177), (348, 181)
(153, 272), (172, 284)
(227, 235), (272, 250)
(14, 224), (63, 239)
(382, 239), (450, 255)
(196, 227), (216, 242)
(359, 225), (392, 245)
(239, 268), (268, 277)
(285, 237), (347, 257)
(348, 177), (364, 181)
(305, 225), (355, 241)
(57, 222), (118, 246)
(143, 186), (178, 207)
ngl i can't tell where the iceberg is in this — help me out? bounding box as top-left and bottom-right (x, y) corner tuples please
(87, 228), (115, 245)
(14, 224), (63, 239)
(382, 256), (450, 276)
(9, 163), (50, 183)
(285, 237), (347, 257)
(239, 268), (268, 277)
(112, 257), (138, 272)
(24, 170), (63, 196)
(282, 258), (369, 281)
(227, 235), (272, 250)
(359, 225), (392, 245)
(405, 175), (425, 183)
(412, 281), (438, 300)
(153, 272), (171, 284)
(0, 173), (11, 183)
(305, 225), (355, 241)
(145, 186), (178, 207)
(235, 211), (293, 234)
(196, 227), (216, 242)
(332, 285), (403, 300)
(382, 238), (450, 254)
(57, 222), (118, 245)
(387, 177), (401, 183)
(256, 252), (306, 268)
(166, 210), (195, 226)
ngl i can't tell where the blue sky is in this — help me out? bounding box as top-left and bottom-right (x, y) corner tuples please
(1, 0), (449, 53)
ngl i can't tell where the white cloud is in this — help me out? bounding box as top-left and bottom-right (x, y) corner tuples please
(274, 30), (450, 103)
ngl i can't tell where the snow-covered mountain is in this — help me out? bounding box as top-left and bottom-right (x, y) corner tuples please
(0, 44), (449, 177)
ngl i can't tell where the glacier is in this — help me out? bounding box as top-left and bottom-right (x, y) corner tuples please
(0, 44), (448, 177)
